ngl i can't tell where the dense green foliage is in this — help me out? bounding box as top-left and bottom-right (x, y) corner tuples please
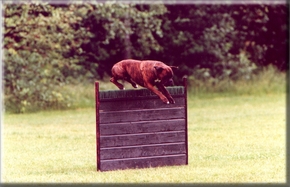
(3, 1), (288, 113)
(4, 4), (92, 112)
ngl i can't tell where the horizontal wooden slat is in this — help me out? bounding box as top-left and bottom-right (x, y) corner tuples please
(100, 119), (185, 135)
(100, 142), (186, 160)
(100, 154), (187, 171)
(100, 131), (185, 148)
(99, 97), (185, 111)
(100, 107), (185, 124)
(99, 86), (184, 101)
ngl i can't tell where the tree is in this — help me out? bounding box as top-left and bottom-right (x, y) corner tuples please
(146, 3), (288, 84)
(3, 1), (287, 113)
(231, 3), (288, 71)
(3, 3), (91, 112)
(3, 2), (168, 112)
(77, 2), (167, 79)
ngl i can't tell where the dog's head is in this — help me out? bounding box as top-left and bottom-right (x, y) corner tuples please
(154, 65), (178, 86)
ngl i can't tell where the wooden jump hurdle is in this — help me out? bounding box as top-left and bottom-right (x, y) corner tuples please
(95, 78), (188, 171)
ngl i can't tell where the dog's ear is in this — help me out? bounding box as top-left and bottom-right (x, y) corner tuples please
(154, 66), (164, 74)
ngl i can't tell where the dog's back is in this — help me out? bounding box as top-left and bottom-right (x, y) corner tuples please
(110, 59), (176, 104)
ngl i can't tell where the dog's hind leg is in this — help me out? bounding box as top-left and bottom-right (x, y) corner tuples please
(110, 77), (125, 90)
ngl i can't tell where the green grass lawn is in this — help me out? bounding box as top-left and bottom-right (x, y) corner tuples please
(2, 91), (286, 183)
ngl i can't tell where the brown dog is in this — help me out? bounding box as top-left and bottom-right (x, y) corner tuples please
(110, 59), (177, 104)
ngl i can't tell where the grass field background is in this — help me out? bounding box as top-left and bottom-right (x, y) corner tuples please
(2, 67), (287, 183)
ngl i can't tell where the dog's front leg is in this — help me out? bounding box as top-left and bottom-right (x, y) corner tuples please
(156, 83), (175, 104)
(145, 84), (170, 104)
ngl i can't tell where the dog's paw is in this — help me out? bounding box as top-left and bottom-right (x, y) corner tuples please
(117, 85), (125, 90)
(169, 97), (175, 104)
(162, 98), (170, 104)
(161, 96), (170, 104)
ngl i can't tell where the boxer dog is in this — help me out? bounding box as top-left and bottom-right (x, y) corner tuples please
(110, 59), (177, 104)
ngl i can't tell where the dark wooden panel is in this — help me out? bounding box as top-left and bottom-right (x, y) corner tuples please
(99, 97), (185, 111)
(100, 119), (185, 135)
(96, 79), (188, 172)
(100, 142), (186, 160)
(100, 107), (185, 124)
(100, 154), (187, 171)
(100, 131), (185, 148)
(99, 86), (184, 102)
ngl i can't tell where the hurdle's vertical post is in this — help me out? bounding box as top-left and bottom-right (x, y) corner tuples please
(183, 77), (188, 165)
(95, 81), (100, 171)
